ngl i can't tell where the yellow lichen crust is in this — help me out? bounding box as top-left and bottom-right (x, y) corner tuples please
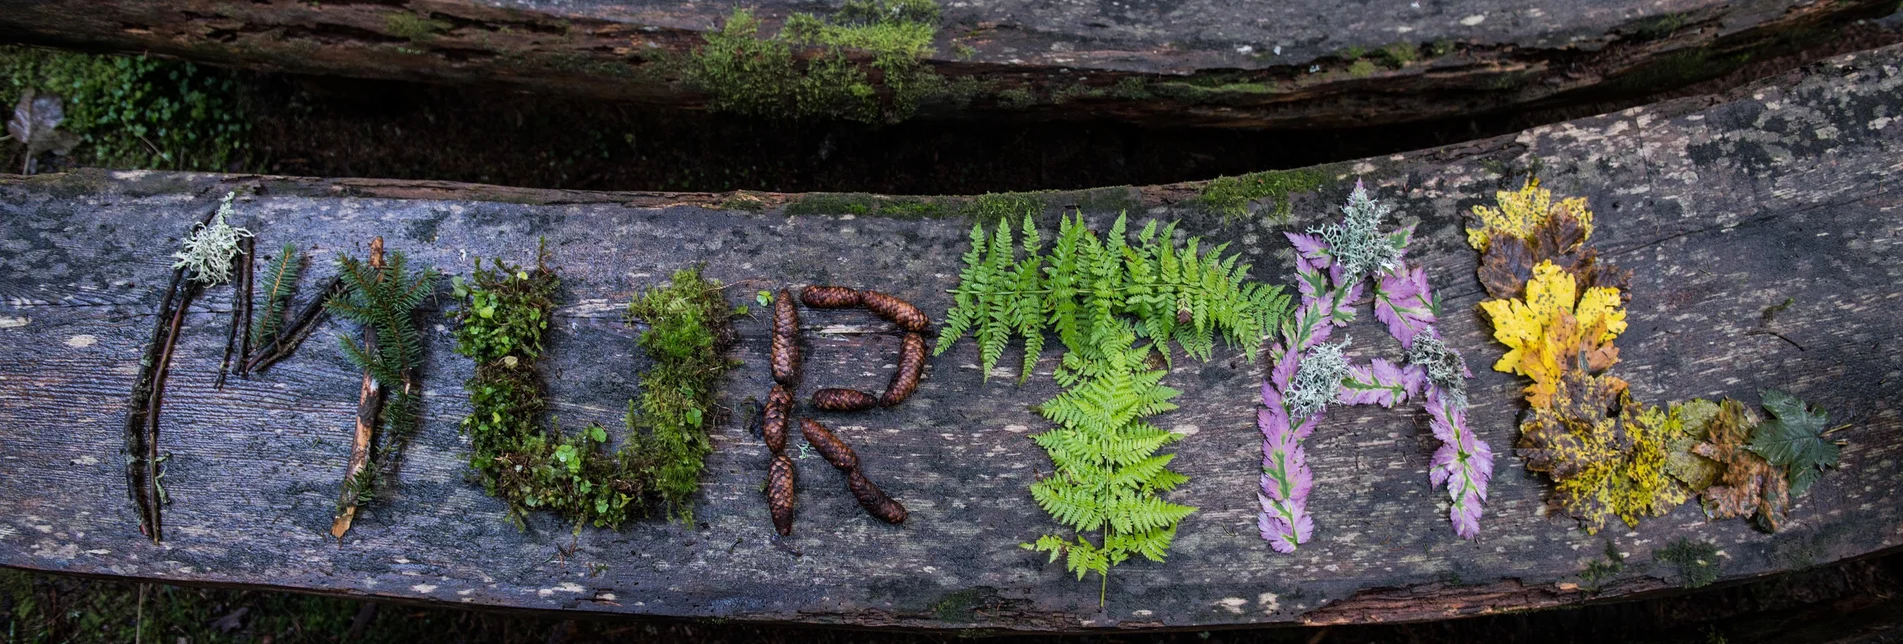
(1465, 179), (1594, 252)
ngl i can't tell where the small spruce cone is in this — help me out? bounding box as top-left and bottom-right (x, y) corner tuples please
(860, 290), (929, 332)
(846, 469), (906, 525)
(772, 288), (800, 338)
(799, 418), (859, 472)
(763, 384), (792, 454)
(812, 387), (879, 411)
(800, 285), (862, 309)
(768, 455), (797, 536)
(770, 331), (801, 388)
(880, 332), (926, 407)
(1176, 301), (1194, 325)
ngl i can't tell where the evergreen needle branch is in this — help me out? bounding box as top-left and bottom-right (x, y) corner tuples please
(327, 237), (436, 539)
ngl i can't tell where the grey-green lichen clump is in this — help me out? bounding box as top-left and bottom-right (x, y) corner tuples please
(689, 0), (947, 123)
(172, 191), (252, 285)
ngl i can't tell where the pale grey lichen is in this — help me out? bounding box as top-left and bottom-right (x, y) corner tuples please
(1407, 334), (1468, 407)
(172, 191), (252, 285)
(1310, 180), (1401, 285)
(1285, 339), (1351, 420)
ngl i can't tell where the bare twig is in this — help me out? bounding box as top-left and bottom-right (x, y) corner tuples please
(236, 236), (256, 373)
(125, 207), (219, 543)
(216, 236), (253, 389)
(242, 276), (341, 374)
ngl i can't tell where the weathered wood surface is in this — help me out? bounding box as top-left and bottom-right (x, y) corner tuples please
(1, 44), (1901, 632)
(0, 0), (1897, 127)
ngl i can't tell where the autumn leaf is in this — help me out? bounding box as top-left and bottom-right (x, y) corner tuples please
(1664, 399), (1723, 490)
(1473, 185), (1628, 300)
(1479, 261), (1626, 402)
(1518, 370), (1684, 532)
(1693, 399), (1788, 531)
(1466, 179), (1595, 251)
(1748, 389), (1840, 496)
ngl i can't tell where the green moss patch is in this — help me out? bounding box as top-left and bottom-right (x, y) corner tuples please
(624, 265), (739, 521)
(0, 46), (248, 171)
(1196, 167), (1333, 222)
(689, 0), (947, 122)
(453, 252), (735, 527)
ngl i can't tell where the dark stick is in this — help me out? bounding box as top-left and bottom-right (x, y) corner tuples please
(215, 237), (253, 389)
(142, 281), (200, 543)
(235, 236), (256, 375)
(124, 206), (220, 543)
(243, 276), (341, 374)
(125, 267), (185, 542)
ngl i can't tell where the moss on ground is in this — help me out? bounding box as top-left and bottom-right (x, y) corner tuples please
(1196, 167), (1333, 222)
(0, 46), (248, 172)
(1657, 537), (1723, 589)
(688, 0), (947, 123)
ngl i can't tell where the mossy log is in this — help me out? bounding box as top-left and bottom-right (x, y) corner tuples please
(0, 0), (1899, 126)
(1, 44), (1901, 631)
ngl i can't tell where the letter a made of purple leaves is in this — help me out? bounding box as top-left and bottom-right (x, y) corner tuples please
(1258, 180), (1494, 553)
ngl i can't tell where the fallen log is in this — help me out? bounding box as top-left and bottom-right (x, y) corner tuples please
(0, 43), (1899, 631)
(0, 0), (1896, 127)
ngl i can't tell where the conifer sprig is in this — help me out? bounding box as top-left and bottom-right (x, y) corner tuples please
(249, 243), (303, 348)
(326, 247), (437, 514)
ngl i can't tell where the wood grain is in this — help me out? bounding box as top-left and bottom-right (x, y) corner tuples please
(0, 45), (1900, 631)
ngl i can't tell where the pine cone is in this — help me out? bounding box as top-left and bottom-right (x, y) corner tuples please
(770, 331), (801, 388)
(768, 455), (797, 536)
(861, 290), (929, 332)
(799, 418), (859, 472)
(800, 285), (862, 308)
(763, 384), (792, 454)
(880, 332), (926, 407)
(812, 387), (879, 411)
(846, 469), (906, 525)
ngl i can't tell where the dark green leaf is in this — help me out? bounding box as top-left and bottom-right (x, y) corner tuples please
(1747, 389), (1839, 496)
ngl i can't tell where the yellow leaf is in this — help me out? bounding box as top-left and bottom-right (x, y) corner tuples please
(1465, 179), (1595, 252)
(1479, 261), (1626, 391)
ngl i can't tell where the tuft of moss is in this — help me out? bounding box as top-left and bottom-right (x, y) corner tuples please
(1197, 167), (1332, 222)
(784, 192), (956, 218)
(1108, 76), (1152, 99)
(995, 87), (1037, 109)
(625, 265), (738, 522)
(961, 191), (1045, 220)
(0, 46), (248, 171)
(1376, 42), (1417, 67)
(454, 252), (734, 527)
(1347, 59), (1378, 78)
(385, 12), (451, 42)
(688, 0), (947, 123)
(1657, 537), (1722, 588)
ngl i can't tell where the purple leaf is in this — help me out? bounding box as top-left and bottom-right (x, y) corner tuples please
(1286, 232), (1329, 260)
(1374, 266), (1436, 347)
(1339, 358), (1413, 407)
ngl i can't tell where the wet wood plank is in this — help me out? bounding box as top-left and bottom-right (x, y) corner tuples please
(0, 0), (1896, 126)
(0, 44), (1900, 632)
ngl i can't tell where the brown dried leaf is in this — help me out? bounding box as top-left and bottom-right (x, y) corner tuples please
(1692, 400), (1789, 530)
